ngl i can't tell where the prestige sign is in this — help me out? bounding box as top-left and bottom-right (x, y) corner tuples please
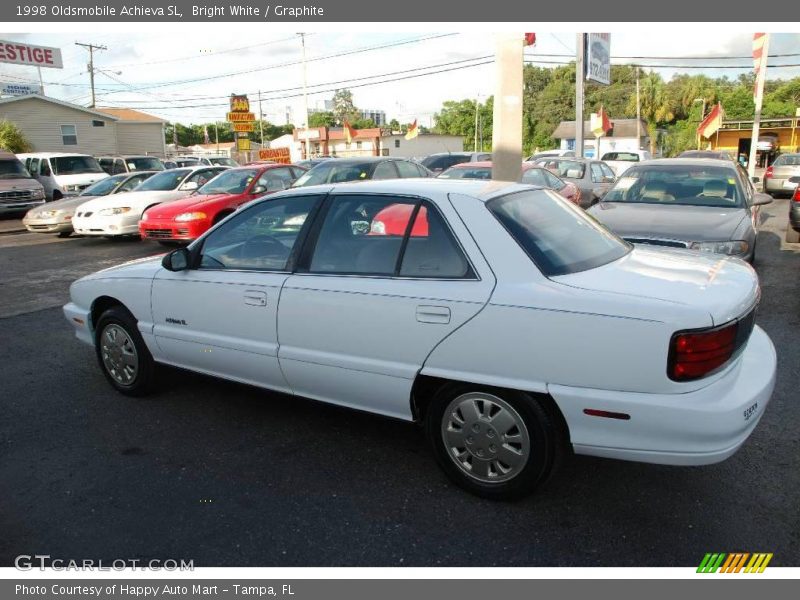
(0, 40), (63, 69)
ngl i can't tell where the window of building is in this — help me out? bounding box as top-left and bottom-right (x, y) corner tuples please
(395, 139), (401, 148)
(60, 124), (77, 146)
(356, 141), (363, 150)
(92, 120), (105, 127)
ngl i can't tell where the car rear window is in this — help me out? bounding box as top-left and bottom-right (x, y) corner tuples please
(536, 159), (585, 179)
(487, 189), (630, 276)
(772, 154), (800, 167)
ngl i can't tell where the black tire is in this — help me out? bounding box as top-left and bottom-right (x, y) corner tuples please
(57, 231), (71, 238)
(425, 383), (566, 500)
(94, 306), (156, 396)
(786, 228), (800, 244)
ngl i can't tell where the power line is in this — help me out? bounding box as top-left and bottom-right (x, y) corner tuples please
(75, 41), (107, 108)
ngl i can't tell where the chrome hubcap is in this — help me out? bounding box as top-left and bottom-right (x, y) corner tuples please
(100, 324), (138, 386)
(441, 392), (530, 483)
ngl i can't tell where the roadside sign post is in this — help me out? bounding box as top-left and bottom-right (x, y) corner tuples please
(575, 34), (585, 158)
(228, 93), (256, 160)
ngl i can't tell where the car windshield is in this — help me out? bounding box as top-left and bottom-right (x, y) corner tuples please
(438, 166), (492, 180)
(678, 151), (731, 160)
(198, 169), (258, 194)
(772, 154), (800, 167)
(487, 189), (630, 276)
(135, 169), (191, 191)
(602, 164), (744, 208)
(126, 157), (165, 171)
(602, 152), (639, 162)
(293, 162), (373, 186)
(51, 156), (104, 175)
(80, 174), (128, 196)
(536, 159), (585, 179)
(209, 157), (238, 167)
(0, 159), (32, 179)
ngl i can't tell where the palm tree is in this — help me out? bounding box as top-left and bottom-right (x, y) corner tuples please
(629, 72), (675, 154)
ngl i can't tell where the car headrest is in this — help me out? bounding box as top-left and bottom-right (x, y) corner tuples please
(703, 179), (728, 197)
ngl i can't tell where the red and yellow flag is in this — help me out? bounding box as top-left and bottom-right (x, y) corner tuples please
(697, 102), (724, 139)
(343, 120), (357, 144)
(404, 119), (419, 140)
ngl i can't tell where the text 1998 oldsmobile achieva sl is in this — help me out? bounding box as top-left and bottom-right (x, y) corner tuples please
(64, 179), (776, 499)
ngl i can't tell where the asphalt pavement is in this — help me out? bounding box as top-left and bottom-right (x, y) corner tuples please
(0, 204), (798, 567)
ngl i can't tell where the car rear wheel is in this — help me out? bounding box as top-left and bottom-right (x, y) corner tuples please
(57, 231), (71, 238)
(95, 306), (155, 396)
(426, 384), (565, 500)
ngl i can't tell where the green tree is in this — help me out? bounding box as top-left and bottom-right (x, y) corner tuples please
(628, 72), (674, 154)
(388, 118), (401, 132)
(332, 89), (359, 125)
(0, 119), (32, 153)
(308, 111), (335, 127)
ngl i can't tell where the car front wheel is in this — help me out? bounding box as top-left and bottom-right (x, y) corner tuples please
(426, 385), (565, 500)
(95, 306), (155, 396)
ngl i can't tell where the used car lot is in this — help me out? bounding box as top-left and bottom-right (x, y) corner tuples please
(0, 193), (798, 563)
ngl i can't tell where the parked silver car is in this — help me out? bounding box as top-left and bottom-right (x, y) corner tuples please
(763, 153), (800, 196)
(588, 159), (771, 263)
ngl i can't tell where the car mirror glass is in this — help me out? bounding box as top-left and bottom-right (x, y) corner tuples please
(753, 194), (773, 206)
(162, 248), (190, 271)
(180, 181), (199, 191)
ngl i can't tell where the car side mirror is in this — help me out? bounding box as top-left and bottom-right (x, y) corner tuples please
(603, 176), (615, 184)
(752, 193), (773, 206)
(251, 185), (267, 195)
(751, 176), (761, 184)
(162, 248), (191, 271)
(180, 181), (199, 191)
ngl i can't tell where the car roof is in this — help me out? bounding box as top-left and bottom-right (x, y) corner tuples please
(17, 152), (94, 158)
(283, 177), (529, 203)
(626, 157), (737, 168)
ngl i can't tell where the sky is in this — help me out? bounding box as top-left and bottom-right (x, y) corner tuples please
(0, 31), (798, 128)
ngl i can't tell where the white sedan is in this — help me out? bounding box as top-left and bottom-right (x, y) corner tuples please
(71, 166), (228, 238)
(63, 179), (776, 499)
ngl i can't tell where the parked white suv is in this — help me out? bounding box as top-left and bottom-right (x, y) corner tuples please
(600, 150), (652, 176)
(18, 152), (108, 200)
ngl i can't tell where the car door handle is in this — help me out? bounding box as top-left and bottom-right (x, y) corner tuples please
(416, 305), (451, 324)
(244, 290), (267, 307)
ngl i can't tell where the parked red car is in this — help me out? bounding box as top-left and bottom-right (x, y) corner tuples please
(438, 161), (582, 205)
(139, 163), (306, 242)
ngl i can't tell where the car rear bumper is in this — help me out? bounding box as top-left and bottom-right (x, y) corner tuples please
(549, 325), (776, 466)
(764, 177), (798, 193)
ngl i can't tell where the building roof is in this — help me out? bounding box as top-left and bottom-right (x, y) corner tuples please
(0, 94), (118, 120)
(95, 107), (167, 123)
(552, 118), (648, 139)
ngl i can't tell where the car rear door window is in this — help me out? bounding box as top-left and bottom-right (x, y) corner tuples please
(399, 205), (471, 278)
(590, 163), (605, 183)
(600, 163), (616, 179)
(521, 169), (548, 187)
(396, 160), (421, 178)
(372, 162), (399, 180)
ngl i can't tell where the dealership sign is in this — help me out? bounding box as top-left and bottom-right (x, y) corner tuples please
(0, 81), (42, 95)
(586, 33), (610, 85)
(259, 148), (292, 164)
(0, 40), (63, 69)
(228, 93), (254, 151)
(232, 123), (255, 133)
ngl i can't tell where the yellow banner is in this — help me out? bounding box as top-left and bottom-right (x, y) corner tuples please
(233, 123), (255, 132)
(227, 112), (256, 122)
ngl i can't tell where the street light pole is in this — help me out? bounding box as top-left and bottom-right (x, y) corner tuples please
(299, 33), (310, 160)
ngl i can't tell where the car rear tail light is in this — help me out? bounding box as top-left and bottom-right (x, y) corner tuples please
(793, 186), (800, 202)
(764, 166), (773, 179)
(668, 308), (756, 381)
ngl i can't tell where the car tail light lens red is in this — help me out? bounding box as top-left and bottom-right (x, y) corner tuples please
(670, 324), (737, 381)
(764, 166), (773, 179)
(793, 186), (800, 202)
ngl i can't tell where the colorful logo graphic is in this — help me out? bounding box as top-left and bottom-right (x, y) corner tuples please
(697, 553), (773, 573)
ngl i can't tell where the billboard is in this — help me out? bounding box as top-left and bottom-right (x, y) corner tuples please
(0, 82), (42, 95)
(0, 40), (63, 69)
(586, 33), (610, 85)
(258, 148), (292, 164)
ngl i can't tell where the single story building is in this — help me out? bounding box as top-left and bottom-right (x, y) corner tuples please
(709, 117), (800, 168)
(552, 118), (650, 158)
(0, 94), (166, 156)
(184, 141), (264, 164)
(293, 126), (464, 159)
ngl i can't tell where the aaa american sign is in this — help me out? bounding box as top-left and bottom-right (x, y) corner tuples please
(0, 40), (63, 69)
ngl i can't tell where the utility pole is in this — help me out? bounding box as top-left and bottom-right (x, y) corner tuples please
(299, 33), (310, 159)
(491, 33), (523, 181)
(635, 67), (641, 148)
(474, 95), (479, 152)
(575, 34), (585, 158)
(258, 89), (265, 147)
(75, 42), (107, 108)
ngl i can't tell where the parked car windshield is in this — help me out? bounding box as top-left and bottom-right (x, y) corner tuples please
(198, 168), (258, 195)
(208, 157), (239, 167)
(134, 169), (191, 191)
(602, 152), (640, 162)
(0, 159), (32, 179)
(438, 166), (492, 180)
(126, 157), (165, 171)
(293, 162), (373, 186)
(677, 150), (732, 160)
(80, 174), (128, 196)
(772, 154), (800, 167)
(602, 164), (744, 208)
(535, 159), (586, 179)
(51, 156), (104, 175)
(488, 189), (630, 276)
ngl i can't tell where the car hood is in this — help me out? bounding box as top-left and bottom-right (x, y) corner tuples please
(29, 195), (95, 215)
(589, 201), (746, 242)
(75, 189), (190, 213)
(552, 245), (759, 326)
(55, 172), (109, 186)
(145, 192), (237, 218)
(82, 254), (165, 280)
(0, 176), (43, 190)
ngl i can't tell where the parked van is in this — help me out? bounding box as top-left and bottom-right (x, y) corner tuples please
(0, 150), (47, 214)
(17, 152), (109, 201)
(96, 155), (166, 175)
